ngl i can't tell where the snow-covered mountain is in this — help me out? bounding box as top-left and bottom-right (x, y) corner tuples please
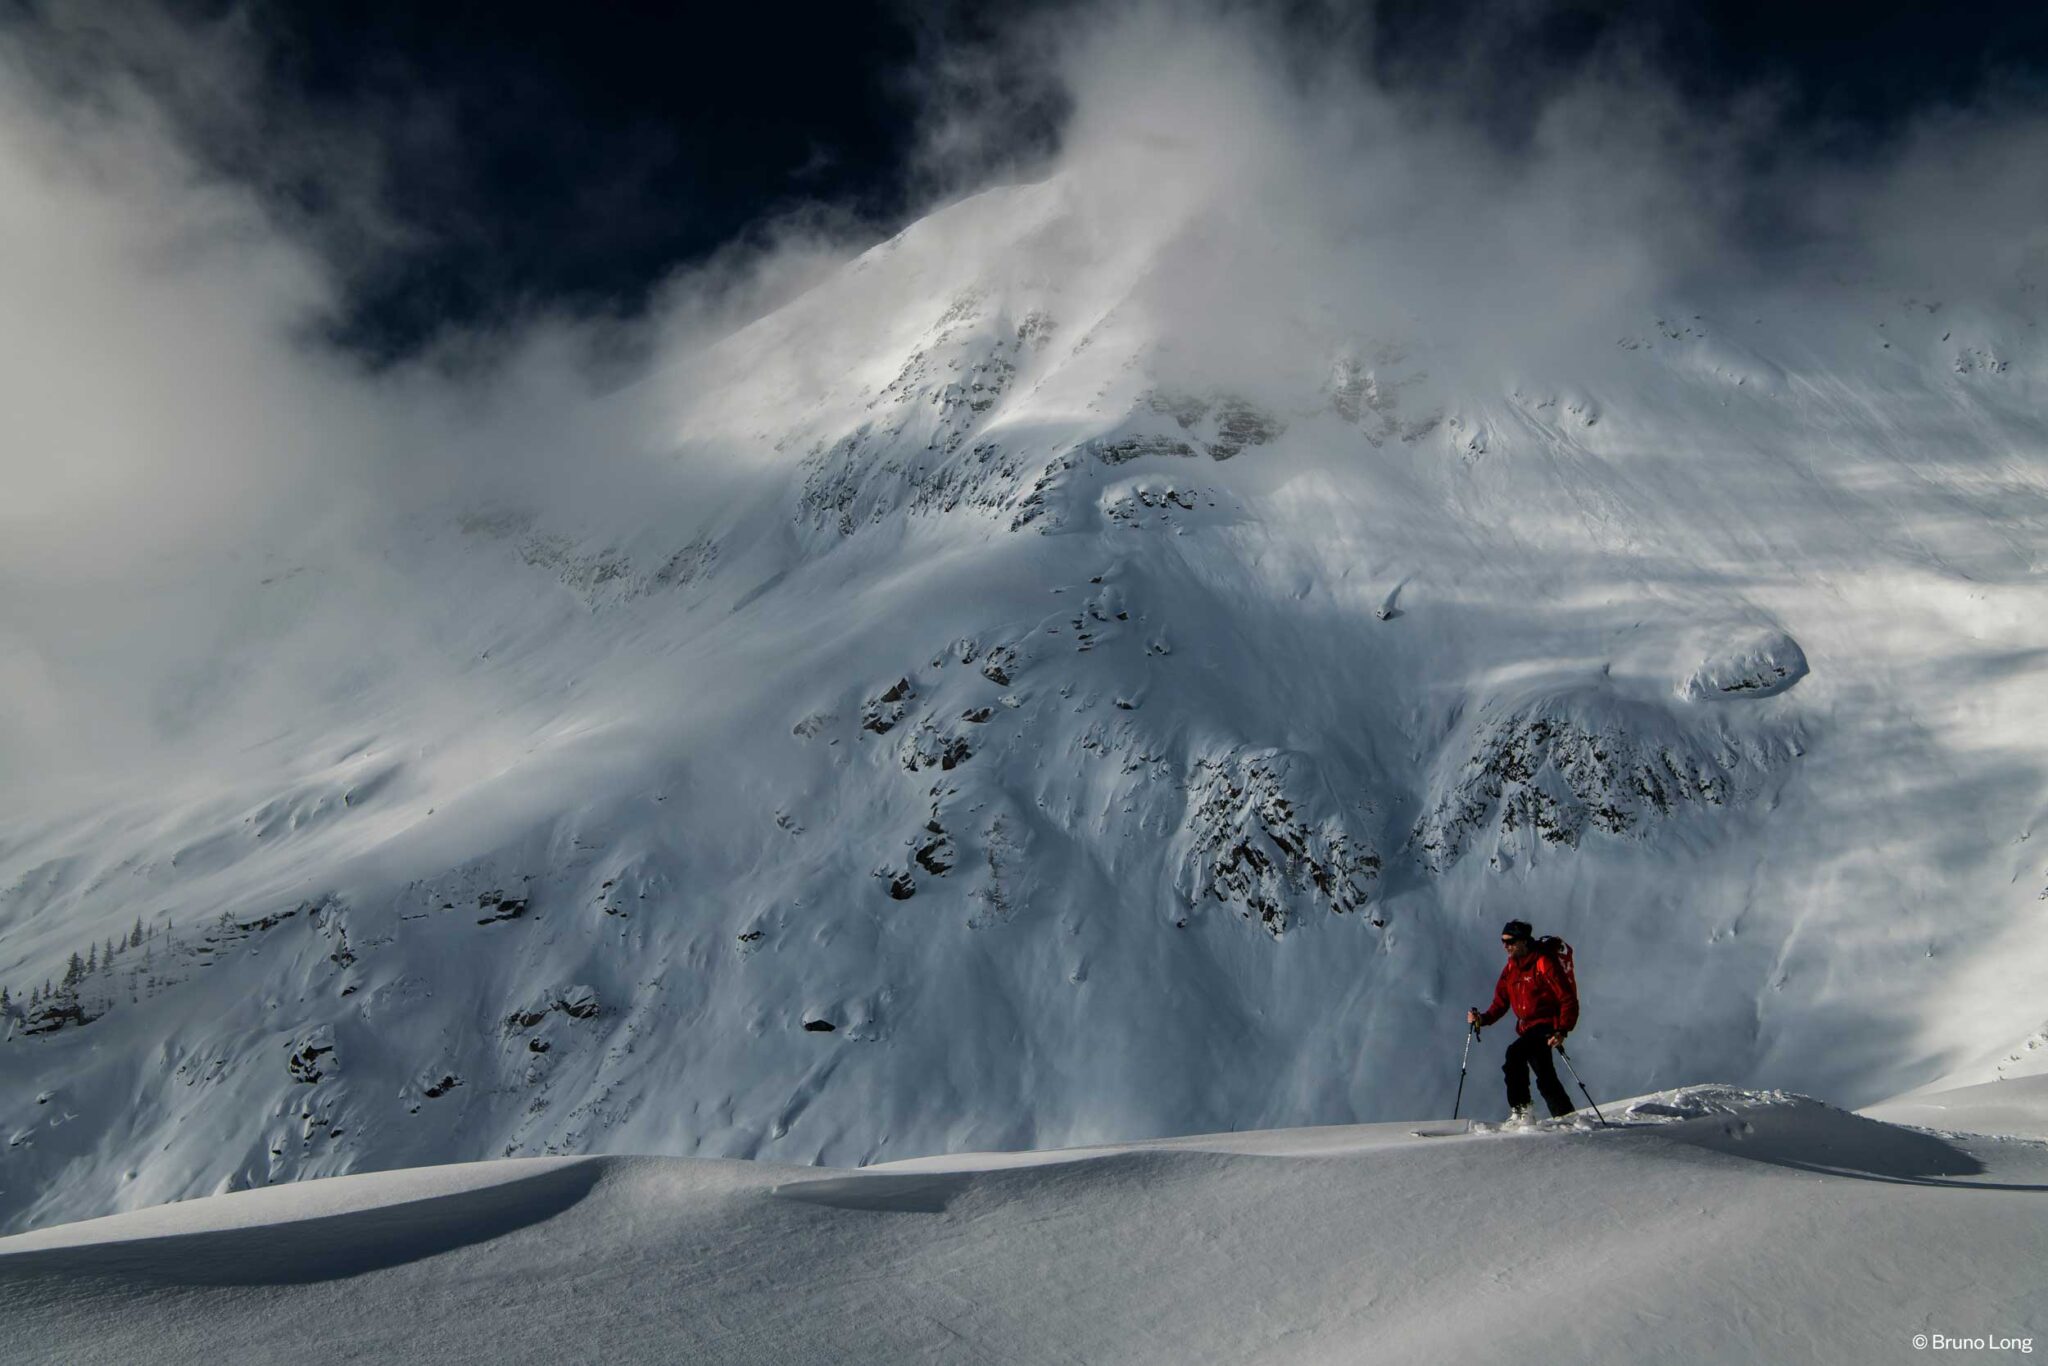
(4, 170), (2047, 1236)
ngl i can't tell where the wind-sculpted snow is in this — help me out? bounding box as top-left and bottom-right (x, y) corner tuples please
(1681, 627), (1809, 701)
(5, 179), (2048, 1235)
(4, 1090), (2045, 1365)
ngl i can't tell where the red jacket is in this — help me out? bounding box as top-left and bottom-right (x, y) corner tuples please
(1478, 948), (1578, 1036)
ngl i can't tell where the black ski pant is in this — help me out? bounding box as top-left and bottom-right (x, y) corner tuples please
(1503, 1028), (1575, 1117)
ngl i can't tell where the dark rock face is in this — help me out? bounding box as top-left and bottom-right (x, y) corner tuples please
(1092, 434), (1196, 465)
(899, 724), (972, 773)
(21, 997), (87, 1036)
(1411, 698), (1794, 873)
(1717, 668), (1792, 694)
(286, 1028), (337, 1084)
(1206, 400), (1284, 460)
(651, 537), (718, 590)
(887, 873), (917, 900)
(802, 1018), (837, 1033)
(422, 1074), (461, 1098)
(1325, 353), (1439, 444)
(1177, 751), (1379, 937)
(861, 679), (917, 734)
(476, 893), (529, 924)
(1105, 485), (1197, 527)
(794, 298), (1056, 536)
(1131, 390), (1285, 460)
(979, 647), (1020, 686)
(914, 832), (955, 875)
(1146, 390), (1213, 428)
(505, 985), (601, 1031)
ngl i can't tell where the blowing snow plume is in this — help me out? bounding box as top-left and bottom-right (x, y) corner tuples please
(1, 0), (2046, 1240)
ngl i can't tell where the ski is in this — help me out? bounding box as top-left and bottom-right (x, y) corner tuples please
(1408, 1121), (1476, 1138)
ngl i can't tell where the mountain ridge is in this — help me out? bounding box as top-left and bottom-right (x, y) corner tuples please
(3, 175), (2046, 1234)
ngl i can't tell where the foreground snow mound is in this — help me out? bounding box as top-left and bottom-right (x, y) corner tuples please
(1615, 1084), (1988, 1178)
(0, 1158), (595, 1257)
(2, 1090), (2043, 1366)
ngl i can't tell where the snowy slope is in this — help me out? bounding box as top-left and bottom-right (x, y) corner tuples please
(2, 1087), (2042, 1365)
(4, 171), (2048, 1235)
(1862, 1074), (2048, 1141)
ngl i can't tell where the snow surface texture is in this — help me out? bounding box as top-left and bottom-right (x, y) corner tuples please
(1862, 1073), (2048, 1141)
(1, 1088), (2043, 1364)
(5, 172), (2048, 1235)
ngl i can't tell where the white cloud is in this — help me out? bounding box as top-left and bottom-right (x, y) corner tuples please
(2, 0), (2044, 788)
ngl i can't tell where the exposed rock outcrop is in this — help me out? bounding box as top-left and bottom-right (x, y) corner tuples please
(1173, 750), (1380, 937)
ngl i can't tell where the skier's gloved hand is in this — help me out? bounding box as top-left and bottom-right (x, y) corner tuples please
(1547, 1032), (1566, 1049)
(1466, 1008), (1482, 1027)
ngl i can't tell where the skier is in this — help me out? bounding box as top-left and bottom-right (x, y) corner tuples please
(1466, 919), (1577, 1124)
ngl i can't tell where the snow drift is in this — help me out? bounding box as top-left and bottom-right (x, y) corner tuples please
(2, 1087), (2042, 1365)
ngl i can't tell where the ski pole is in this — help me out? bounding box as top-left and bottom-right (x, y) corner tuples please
(1556, 1046), (1607, 1127)
(1452, 1022), (1478, 1119)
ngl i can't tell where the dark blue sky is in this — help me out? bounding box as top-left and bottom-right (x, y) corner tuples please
(91, 1), (2048, 359)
